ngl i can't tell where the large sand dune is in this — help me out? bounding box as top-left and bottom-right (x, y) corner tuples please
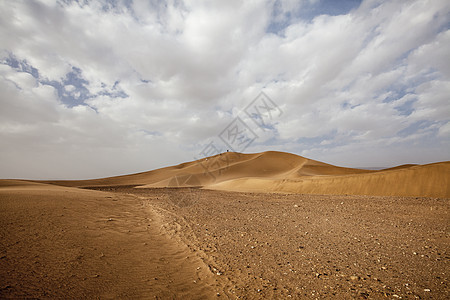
(44, 151), (449, 198)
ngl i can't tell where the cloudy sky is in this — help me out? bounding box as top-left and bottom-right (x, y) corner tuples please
(1, 0), (449, 179)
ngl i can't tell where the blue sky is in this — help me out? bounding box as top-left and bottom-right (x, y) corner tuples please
(0, 0), (449, 179)
(268, 0), (362, 33)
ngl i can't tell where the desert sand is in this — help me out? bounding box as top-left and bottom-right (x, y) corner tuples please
(1, 151), (449, 298)
(43, 151), (449, 198)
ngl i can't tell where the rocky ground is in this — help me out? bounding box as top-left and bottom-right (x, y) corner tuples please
(116, 187), (449, 299)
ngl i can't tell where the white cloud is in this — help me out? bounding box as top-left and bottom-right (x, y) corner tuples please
(0, 0), (449, 179)
(438, 121), (450, 138)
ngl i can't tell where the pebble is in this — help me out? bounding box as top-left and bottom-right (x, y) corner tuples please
(424, 289), (431, 292)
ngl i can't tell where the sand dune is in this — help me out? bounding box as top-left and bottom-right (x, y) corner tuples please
(43, 151), (449, 198)
(43, 151), (370, 188)
(210, 161), (450, 198)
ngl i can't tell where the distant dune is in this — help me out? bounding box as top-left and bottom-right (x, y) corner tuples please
(42, 151), (449, 198)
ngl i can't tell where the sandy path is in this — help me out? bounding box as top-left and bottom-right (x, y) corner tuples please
(0, 183), (220, 299)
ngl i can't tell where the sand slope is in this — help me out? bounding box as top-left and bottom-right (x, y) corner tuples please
(42, 151), (449, 198)
(0, 180), (220, 299)
(209, 161), (450, 198)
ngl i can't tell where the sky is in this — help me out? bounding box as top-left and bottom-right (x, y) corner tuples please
(0, 0), (449, 179)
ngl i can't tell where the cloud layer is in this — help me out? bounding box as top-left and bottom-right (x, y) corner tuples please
(1, 0), (449, 179)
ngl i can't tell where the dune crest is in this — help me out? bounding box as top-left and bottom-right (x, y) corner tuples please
(43, 151), (449, 198)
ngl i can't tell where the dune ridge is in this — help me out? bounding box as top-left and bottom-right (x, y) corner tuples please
(209, 161), (450, 198)
(42, 151), (449, 198)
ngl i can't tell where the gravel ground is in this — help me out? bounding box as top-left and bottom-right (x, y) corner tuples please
(116, 187), (450, 299)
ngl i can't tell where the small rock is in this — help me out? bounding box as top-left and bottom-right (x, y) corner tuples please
(350, 275), (359, 281)
(424, 289), (431, 292)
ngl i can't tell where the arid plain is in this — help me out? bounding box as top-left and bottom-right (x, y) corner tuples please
(1, 151), (449, 299)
